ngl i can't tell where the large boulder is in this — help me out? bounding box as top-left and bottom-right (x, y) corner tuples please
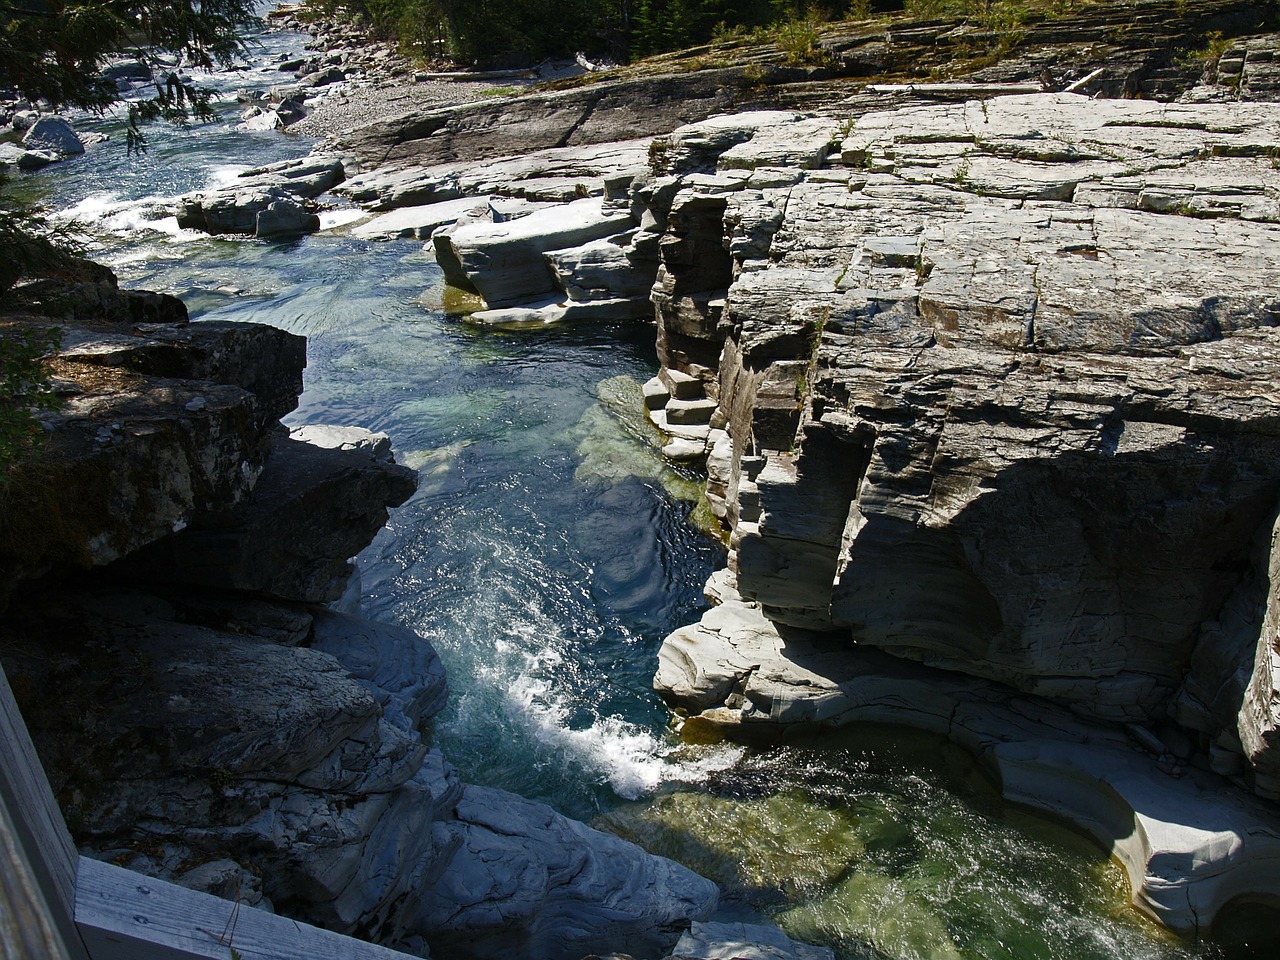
(418, 784), (718, 960)
(434, 196), (636, 308)
(176, 156), (344, 238)
(22, 116), (84, 158)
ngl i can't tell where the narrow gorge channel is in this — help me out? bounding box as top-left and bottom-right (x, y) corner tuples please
(7, 6), (1279, 960)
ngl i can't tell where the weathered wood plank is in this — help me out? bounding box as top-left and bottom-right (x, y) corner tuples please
(75, 856), (416, 960)
(0, 665), (87, 959)
(1, 788), (76, 960)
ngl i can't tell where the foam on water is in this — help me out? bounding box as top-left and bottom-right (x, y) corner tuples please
(505, 670), (743, 800)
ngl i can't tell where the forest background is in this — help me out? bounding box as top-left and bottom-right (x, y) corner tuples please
(331, 0), (896, 64)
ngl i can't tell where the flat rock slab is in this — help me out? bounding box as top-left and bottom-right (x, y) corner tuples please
(336, 138), (651, 211)
(348, 195), (491, 240)
(436, 197), (636, 308)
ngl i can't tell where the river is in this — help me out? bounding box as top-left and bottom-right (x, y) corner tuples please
(14, 12), (1255, 960)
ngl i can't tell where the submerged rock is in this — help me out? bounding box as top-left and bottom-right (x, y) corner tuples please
(667, 921), (835, 960)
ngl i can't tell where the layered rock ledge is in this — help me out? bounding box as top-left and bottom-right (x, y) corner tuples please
(635, 93), (1280, 935)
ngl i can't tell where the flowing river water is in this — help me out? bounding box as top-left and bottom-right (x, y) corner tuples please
(14, 15), (1265, 960)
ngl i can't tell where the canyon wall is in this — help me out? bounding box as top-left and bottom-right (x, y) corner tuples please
(636, 91), (1280, 935)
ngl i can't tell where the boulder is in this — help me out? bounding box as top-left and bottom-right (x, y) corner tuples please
(256, 195), (322, 237)
(112, 433), (418, 603)
(418, 784), (718, 960)
(178, 184), (317, 236)
(302, 66), (347, 87)
(434, 197), (636, 308)
(16, 147), (58, 169)
(176, 156), (344, 238)
(243, 109), (285, 131)
(101, 59), (152, 83)
(544, 233), (657, 302)
(22, 116), (84, 157)
(0, 141), (29, 167)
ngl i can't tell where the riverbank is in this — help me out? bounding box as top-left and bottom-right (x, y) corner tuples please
(265, 4), (588, 140)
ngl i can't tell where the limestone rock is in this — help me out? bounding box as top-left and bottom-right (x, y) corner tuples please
(58, 319), (306, 421)
(176, 156), (344, 238)
(310, 608), (449, 731)
(113, 433), (418, 603)
(434, 197), (636, 308)
(332, 71), (739, 170)
(22, 116), (85, 158)
(418, 784), (718, 960)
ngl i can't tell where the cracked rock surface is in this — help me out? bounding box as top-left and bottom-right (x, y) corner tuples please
(646, 92), (1280, 934)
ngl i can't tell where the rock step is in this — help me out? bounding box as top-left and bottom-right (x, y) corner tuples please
(666, 397), (718, 425)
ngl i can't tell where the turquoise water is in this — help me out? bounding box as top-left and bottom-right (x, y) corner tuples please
(16, 15), (1267, 959)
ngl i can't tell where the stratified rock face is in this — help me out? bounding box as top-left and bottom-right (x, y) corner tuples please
(113, 433), (418, 603)
(647, 94), (1280, 801)
(0, 294), (305, 586)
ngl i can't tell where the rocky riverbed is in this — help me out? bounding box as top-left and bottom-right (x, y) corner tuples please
(7, 1), (1280, 958)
